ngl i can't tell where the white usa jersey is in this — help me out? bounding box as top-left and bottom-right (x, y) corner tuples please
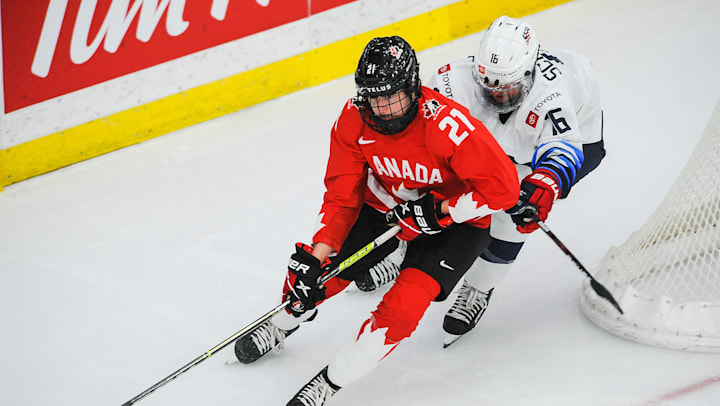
(426, 49), (604, 197)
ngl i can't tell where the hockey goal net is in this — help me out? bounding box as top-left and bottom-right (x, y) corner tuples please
(579, 98), (720, 353)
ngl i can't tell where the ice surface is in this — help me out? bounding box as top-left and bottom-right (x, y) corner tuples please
(1, 0), (719, 405)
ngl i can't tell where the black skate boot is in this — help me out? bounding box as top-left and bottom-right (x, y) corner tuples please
(234, 309), (317, 364)
(442, 282), (494, 348)
(355, 240), (406, 292)
(287, 366), (341, 406)
(234, 319), (297, 364)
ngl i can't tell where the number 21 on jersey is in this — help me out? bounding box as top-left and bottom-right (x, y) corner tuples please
(439, 108), (475, 146)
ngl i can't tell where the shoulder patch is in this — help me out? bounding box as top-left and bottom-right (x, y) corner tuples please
(438, 64), (451, 74)
(525, 110), (539, 128)
(349, 97), (361, 110)
(422, 99), (446, 120)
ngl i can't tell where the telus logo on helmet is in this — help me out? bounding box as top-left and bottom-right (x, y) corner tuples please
(358, 84), (392, 94)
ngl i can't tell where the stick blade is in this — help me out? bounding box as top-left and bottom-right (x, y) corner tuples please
(590, 279), (624, 315)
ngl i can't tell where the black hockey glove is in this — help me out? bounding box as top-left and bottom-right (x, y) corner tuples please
(283, 243), (331, 317)
(386, 193), (450, 241)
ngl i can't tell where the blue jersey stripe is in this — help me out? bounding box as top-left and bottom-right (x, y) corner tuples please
(531, 140), (584, 197)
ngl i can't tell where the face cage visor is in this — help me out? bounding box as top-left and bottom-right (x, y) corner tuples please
(359, 89), (418, 135)
(475, 74), (533, 114)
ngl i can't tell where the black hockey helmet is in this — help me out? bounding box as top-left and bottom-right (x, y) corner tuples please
(355, 36), (421, 135)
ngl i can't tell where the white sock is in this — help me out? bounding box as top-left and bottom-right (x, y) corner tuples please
(327, 318), (399, 388)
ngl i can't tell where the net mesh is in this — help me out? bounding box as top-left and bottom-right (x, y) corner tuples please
(580, 98), (720, 353)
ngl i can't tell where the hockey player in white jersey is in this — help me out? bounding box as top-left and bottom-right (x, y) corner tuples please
(423, 15), (606, 347)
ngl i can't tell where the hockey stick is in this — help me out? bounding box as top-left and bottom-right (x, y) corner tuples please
(121, 225), (401, 406)
(534, 217), (624, 315)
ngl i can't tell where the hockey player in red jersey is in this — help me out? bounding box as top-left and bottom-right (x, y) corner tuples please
(234, 36), (519, 405)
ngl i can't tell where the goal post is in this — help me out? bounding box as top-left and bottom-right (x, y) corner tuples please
(579, 98), (720, 353)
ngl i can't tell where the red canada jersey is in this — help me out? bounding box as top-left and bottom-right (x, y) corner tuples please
(313, 87), (520, 251)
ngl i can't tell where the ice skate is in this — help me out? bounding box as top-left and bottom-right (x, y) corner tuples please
(287, 366), (340, 406)
(232, 318), (299, 364)
(233, 308), (318, 364)
(443, 282), (493, 348)
(354, 240), (406, 291)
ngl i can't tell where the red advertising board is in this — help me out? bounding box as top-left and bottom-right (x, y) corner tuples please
(1, 0), (356, 113)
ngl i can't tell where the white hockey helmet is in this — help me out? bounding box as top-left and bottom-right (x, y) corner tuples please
(472, 16), (539, 113)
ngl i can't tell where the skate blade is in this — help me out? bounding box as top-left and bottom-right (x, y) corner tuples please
(224, 354), (241, 366)
(443, 333), (462, 348)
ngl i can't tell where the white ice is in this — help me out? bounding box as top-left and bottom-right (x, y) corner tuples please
(1, 0), (719, 405)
